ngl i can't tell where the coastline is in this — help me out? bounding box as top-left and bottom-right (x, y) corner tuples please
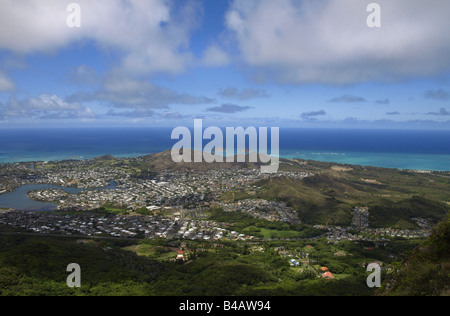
(1, 128), (450, 171)
(0, 150), (450, 172)
(279, 151), (450, 172)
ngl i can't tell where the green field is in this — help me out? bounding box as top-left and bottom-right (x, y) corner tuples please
(258, 228), (306, 239)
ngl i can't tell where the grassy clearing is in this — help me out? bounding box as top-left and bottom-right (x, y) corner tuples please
(122, 244), (180, 262)
(258, 228), (306, 239)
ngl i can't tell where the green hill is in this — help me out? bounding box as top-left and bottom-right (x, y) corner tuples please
(368, 196), (449, 228)
(378, 216), (450, 296)
(0, 236), (165, 296)
(222, 163), (450, 227)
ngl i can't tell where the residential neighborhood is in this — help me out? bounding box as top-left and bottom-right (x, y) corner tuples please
(0, 156), (437, 252)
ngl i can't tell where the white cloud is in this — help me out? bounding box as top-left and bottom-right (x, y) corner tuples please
(8, 94), (82, 111)
(0, 94), (94, 120)
(0, 1), (72, 53)
(201, 45), (231, 67)
(106, 109), (155, 118)
(226, 0), (450, 84)
(40, 107), (97, 120)
(67, 65), (101, 86)
(219, 87), (269, 100)
(0, 0), (199, 75)
(0, 72), (15, 92)
(69, 75), (215, 109)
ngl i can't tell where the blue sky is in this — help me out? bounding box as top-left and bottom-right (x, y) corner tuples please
(0, 0), (449, 129)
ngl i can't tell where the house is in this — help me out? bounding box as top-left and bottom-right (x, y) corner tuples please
(176, 249), (186, 261)
(322, 272), (334, 279)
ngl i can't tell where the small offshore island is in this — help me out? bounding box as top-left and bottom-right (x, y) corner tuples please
(0, 151), (449, 296)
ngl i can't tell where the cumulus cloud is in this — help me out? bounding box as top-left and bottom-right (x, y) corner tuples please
(425, 89), (450, 101)
(40, 107), (97, 120)
(69, 75), (214, 110)
(206, 103), (252, 113)
(201, 45), (231, 67)
(8, 94), (83, 112)
(0, 72), (15, 92)
(67, 65), (101, 86)
(328, 95), (366, 103)
(0, 94), (95, 120)
(106, 109), (155, 118)
(219, 87), (269, 100)
(225, 0), (450, 85)
(160, 111), (185, 120)
(0, 0), (200, 75)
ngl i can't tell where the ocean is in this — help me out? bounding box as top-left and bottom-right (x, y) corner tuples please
(279, 128), (450, 171)
(0, 128), (449, 171)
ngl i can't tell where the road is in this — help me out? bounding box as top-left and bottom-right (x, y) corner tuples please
(0, 230), (142, 241)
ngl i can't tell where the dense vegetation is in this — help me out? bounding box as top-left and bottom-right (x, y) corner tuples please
(378, 217), (450, 296)
(221, 162), (450, 228)
(0, 235), (164, 296)
(0, 233), (427, 296)
(208, 208), (326, 239)
(368, 196), (449, 228)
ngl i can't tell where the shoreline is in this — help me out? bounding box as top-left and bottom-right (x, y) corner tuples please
(0, 151), (450, 173)
(1, 128), (450, 171)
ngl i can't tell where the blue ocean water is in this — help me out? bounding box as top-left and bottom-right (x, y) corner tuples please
(279, 129), (450, 171)
(0, 128), (173, 163)
(0, 128), (449, 171)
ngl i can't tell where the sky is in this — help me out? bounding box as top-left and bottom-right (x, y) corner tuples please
(0, 0), (449, 129)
